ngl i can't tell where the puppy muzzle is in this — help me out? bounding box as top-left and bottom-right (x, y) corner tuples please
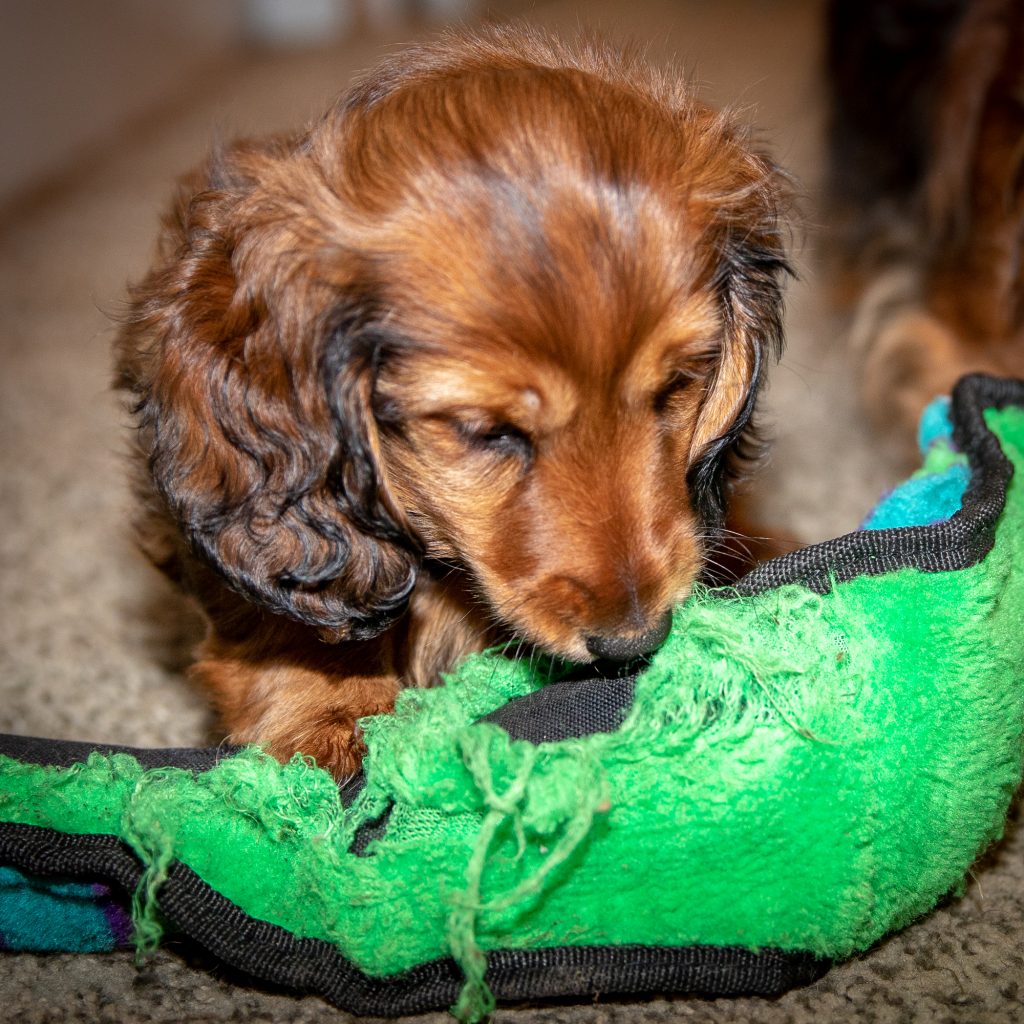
(584, 608), (673, 662)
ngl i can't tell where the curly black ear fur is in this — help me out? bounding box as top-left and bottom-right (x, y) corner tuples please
(262, 307), (420, 639)
(115, 142), (418, 639)
(688, 228), (793, 530)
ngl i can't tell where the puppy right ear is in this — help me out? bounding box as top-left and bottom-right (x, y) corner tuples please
(115, 139), (418, 639)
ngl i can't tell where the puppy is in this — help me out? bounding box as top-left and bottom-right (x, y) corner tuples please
(827, 0), (1024, 449)
(115, 26), (790, 778)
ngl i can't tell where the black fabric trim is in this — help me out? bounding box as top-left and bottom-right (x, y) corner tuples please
(348, 802), (393, 856)
(733, 374), (1020, 595)
(337, 770), (366, 808)
(0, 820), (828, 1014)
(480, 673), (638, 743)
(0, 734), (241, 773)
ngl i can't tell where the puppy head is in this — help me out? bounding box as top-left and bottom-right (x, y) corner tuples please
(117, 27), (790, 657)
(366, 31), (791, 660)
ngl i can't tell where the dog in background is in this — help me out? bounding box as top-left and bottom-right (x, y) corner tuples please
(827, 0), (1024, 450)
(115, 26), (791, 778)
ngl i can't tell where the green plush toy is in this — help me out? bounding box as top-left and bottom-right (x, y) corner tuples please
(1, 374), (1022, 1021)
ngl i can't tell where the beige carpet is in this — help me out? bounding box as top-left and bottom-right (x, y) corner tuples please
(1, 1), (1022, 1021)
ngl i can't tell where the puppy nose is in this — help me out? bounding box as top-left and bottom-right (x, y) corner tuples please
(584, 608), (673, 662)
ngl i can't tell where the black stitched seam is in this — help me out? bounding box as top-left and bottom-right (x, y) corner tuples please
(0, 821), (828, 1013)
(730, 374), (1020, 596)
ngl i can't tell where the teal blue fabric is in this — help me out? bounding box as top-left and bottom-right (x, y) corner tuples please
(0, 866), (121, 952)
(864, 397), (969, 531)
(863, 464), (970, 531)
(918, 396), (954, 450)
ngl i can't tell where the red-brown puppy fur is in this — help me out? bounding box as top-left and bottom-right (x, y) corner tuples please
(828, 0), (1024, 450)
(116, 26), (790, 777)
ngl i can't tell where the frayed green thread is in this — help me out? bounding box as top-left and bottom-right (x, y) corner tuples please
(448, 733), (607, 1022)
(630, 583), (871, 750)
(120, 770), (183, 955)
(448, 739), (535, 1022)
(448, 807), (502, 1023)
(209, 748), (340, 840)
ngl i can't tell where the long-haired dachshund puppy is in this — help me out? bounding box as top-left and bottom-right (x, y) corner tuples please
(115, 26), (790, 778)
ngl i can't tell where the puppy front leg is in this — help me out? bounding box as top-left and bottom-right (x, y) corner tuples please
(191, 629), (401, 780)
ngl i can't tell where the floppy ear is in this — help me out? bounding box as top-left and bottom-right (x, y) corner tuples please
(688, 189), (792, 527)
(115, 141), (418, 639)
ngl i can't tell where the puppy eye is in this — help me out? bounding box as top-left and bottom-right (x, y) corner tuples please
(463, 422), (534, 461)
(653, 369), (704, 413)
(653, 354), (720, 414)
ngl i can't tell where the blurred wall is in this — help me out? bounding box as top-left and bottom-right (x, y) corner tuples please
(0, 1), (249, 206)
(0, 0), (479, 208)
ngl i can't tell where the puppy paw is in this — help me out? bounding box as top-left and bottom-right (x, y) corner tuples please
(232, 699), (395, 781)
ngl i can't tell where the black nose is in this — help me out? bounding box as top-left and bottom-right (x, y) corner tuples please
(584, 609), (673, 663)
